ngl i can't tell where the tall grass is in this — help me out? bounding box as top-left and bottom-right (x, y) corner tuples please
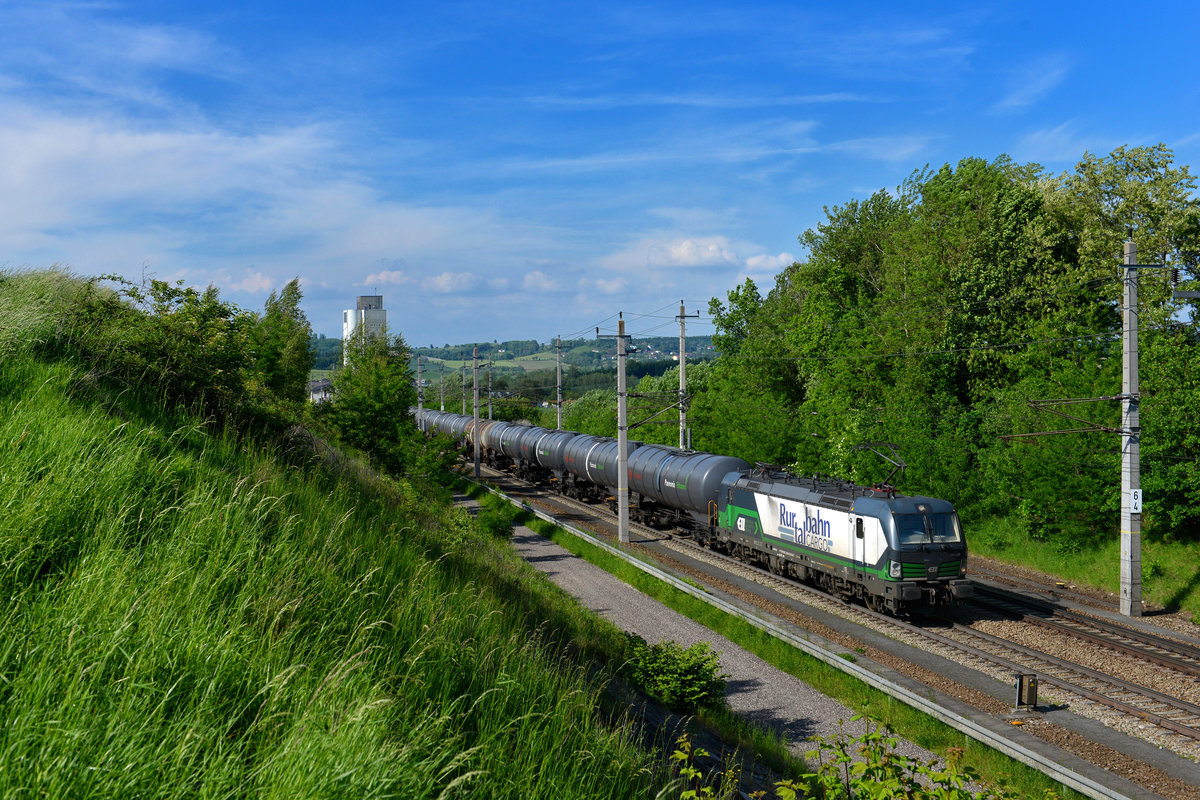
(970, 515), (1200, 617)
(0, 271), (664, 798)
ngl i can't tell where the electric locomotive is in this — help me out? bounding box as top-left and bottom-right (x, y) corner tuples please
(707, 467), (971, 614)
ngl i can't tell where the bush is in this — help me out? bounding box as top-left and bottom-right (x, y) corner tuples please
(670, 716), (1050, 799)
(476, 506), (517, 539)
(624, 633), (726, 712)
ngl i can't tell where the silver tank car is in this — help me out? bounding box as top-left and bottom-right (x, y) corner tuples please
(534, 429), (577, 472)
(585, 438), (640, 488)
(628, 445), (751, 520)
(480, 419), (512, 452)
(561, 434), (604, 479)
(516, 426), (554, 463)
(496, 424), (527, 461)
(423, 410), (451, 435)
(447, 413), (471, 440)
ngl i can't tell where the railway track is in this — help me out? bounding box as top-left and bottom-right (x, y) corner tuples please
(970, 586), (1200, 678)
(476, 463), (1200, 758)
(936, 622), (1200, 746)
(967, 561), (1117, 611)
(660, 530), (1200, 750)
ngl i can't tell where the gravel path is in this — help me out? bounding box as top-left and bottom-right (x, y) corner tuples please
(507, 520), (941, 764)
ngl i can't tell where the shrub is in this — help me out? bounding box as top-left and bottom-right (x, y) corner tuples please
(670, 716), (1053, 799)
(624, 633), (727, 712)
(476, 506), (517, 539)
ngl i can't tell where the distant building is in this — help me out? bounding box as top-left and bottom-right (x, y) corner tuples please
(342, 295), (387, 364)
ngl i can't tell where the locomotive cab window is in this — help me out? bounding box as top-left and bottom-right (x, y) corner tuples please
(855, 519), (863, 539)
(893, 512), (961, 545)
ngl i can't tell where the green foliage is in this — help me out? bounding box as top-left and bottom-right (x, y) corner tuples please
(311, 332), (343, 369)
(696, 146), (1200, 545)
(0, 290), (670, 798)
(474, 498), (519, 539)
(560, 388), (618, 437)
(669, 733), (744, 800)
(251, 278), (315, 404)
(21, 271), (318, 433)
(318, 325), (446, 477)
(801, 717), (1035, 799)
(624, 633), (727, 712)
(671, 716), (1051, 799)
(67, 274), (260, 416)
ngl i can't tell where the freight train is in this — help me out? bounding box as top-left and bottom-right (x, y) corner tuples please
(416, 409), (971, 615)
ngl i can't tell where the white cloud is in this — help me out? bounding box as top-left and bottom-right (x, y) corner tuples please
(0, 2), (238, 108)
(1013, 121), (1107, 165)
(425, 271), (476, 293)
(362, 269), (409, 285)
(602, 235), (736, 273)
(521, 91), (867, 110)
(229, 270), (274, 294)
(803, 22), (976, 80)
(584, 277), (628, 295)
(0, 101), (329, 239)
(0, 96), (555, 317)
(994, 55), (1071, 112)
(601, 235), (774, 276)
(523, 270), (559, 291)
(494, 119), (820, 176)
(746, 252), (795, 271)
(664, 239), (739, 267)
(588, 234), (796, 308)
(828, 135), (932, 163)
(1175, 131), (1200, 148)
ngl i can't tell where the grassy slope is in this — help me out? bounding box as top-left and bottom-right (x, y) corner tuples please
(0, 271), (661, 799)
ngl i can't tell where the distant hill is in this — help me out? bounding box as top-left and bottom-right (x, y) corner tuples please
(411, 335), (715, 371)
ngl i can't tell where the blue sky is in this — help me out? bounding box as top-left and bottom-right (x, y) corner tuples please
(2, 1), (1198, 344)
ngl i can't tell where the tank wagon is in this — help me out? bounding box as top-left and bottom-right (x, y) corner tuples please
(414, 409), (970, 614)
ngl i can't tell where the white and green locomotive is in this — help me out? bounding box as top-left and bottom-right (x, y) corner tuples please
(704, 467), (972, 614)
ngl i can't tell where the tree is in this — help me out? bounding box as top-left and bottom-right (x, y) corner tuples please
(690, 146), (1200, 541)
(319, 325), (419, 475)
(251, 278), (314, 404)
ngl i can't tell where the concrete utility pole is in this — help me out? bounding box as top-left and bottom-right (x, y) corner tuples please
(596, 318), (631, 543)
(616, 318), (629, 543)
(1005, 238), (1173, 619)
(473, 346), (481, 479)
(677, 301), (699, 449)
(556, 335), (563, 430)
(416, 356), (423, 431)
(488, 358), (493, 420)
(1121, 239), (1143, 618)
(439, 361), (445, 411)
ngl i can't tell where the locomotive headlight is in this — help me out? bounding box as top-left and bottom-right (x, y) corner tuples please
(889, 560), (902, 579)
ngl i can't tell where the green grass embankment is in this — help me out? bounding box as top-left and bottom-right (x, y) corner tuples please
(0, 271), (666, 798)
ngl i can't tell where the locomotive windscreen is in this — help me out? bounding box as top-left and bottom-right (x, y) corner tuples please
(893, 513), (962, 545)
